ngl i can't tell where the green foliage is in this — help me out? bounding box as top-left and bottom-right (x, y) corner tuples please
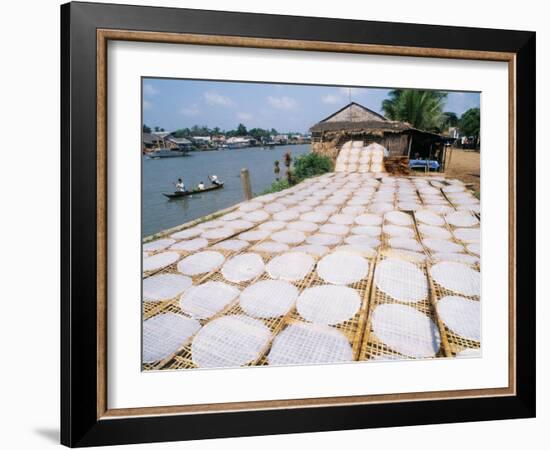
(248, 128), (272, 141)
(441, 111), (459, 130)
(236, 123), (247, 135)
(142, 124), (151, 133)
(293, 153), (333, 181)
(459, 108), (480, 138)
(382, 89), (448, 131)
(261, 179), (290, 194)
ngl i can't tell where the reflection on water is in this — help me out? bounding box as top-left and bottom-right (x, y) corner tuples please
(142, 144), (310, 237)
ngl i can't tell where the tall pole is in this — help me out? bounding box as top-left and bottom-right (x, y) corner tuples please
(240, 168), (252, 200)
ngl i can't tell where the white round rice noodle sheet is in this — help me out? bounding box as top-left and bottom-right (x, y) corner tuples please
(143, 238), (176, 252)
(278, 197), (298, 205)
(192, 315), (271, 368)
(238, 230), (270, 242)
(271, 230), (306, 245)
(342, 206), (366, 215)
(143, 251), (180, 272)
(170, 238), (209, 252)
(273, 210), (300, 221)
(456, 203), (481, 214)
(454, 227), (480, 243)
(143, 273), (192, 301)
(287, 221), (319, 232)
(451, 196), (479, 206)
(324, 196), (347, 206)
(389, 237), (423, 252)
(240, 280), (299, 318)
(317, 251), (369, 285)
(432, 252), (479, 265)
(375, 258), (428, 302)
(239, 201), (262, 212)
(426, 204), (454, 215)
(292, 244), (330, 257)
(347, 196), (370, 206)
(418, 224), (452, 239)
(297, 285), (361, 325)
(415, 209), (445, 226)
(198, 220), (225, 229)
(398, 202), (421, 211)
(212, 239), (249, 252)
(266, 252), (314, 281)
(259, 220), (287, 231)
(170, 228), (202, 240)
(369, 202), (394, 214)
(335, 244), (377, 258)
(201, 228), (235, 240)
(253, 241), (290, 253)
(383, 248), (426, 263)
(423, 238), (463, 253)
(442, 184), (465, 193)
(224, 220), (254, 230)
(242, 210), (270, 222)
(467, 243), (480, 256)
(317, 204), (339, 214)
(306, 233), (342, 246)
(290, 204), (313, 213)
(221, 253), (265, 283)
(143, 313), (201, 363)
(371, 304), (441, 358)
(445, 211), (479, 227)
(384, 225), (415, 238)
(319, 224), (350, 236)
(430, 261), (480, 296)
(177, 251), (225, 276)
(329, 214), (355, 225)
(385, 211), (413, 226)
(220, 211), (242, 221)
(263, 202), (286, 213)
(300, 212), (328, 223)
(355, 214), (383, 226)
(351, 226), (381, 237)
(344, 235), (380, 247)
(179, 281), (241, 319)
(419, 186), (441, 195)
(438, 296), (480, 341)
(268, 322), (353, 366)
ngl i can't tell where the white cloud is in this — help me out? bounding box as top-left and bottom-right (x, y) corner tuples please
(321, 94), (342, 104)
(143, 83), (158, 96)
(143, 100), (152, 110)
(204, 91), (234, 107)
(180, 105), (200, 116)
(267, 96), (297, 110)
(237, 112), (252, 121)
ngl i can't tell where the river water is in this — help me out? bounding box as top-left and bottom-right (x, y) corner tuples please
(142, 144), (311, 237)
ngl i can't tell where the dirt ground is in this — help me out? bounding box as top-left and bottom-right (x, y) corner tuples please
(414, 148), (480, 194)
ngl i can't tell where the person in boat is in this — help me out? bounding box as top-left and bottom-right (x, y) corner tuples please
(209, 174), (222, 186)
(197, 181), (205, 191)
(174, 178), (186, 192)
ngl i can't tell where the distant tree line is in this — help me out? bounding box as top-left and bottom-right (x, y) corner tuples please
(143, 123), (285, 140)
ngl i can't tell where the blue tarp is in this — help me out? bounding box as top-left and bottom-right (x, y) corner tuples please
(409, 159), (440, 170)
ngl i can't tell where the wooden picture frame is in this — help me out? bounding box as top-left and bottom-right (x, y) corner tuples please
(61, 2), (535, 447)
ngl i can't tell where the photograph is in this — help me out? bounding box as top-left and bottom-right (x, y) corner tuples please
(141, 79), (481, 370)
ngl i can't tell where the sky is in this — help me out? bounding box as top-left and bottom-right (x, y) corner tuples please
(142, 78), (480, 134)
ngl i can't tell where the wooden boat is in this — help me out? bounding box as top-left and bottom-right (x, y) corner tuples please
(162, 183), (224, 198)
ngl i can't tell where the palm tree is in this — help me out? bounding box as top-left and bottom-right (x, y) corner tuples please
(382, 89), (448, 131)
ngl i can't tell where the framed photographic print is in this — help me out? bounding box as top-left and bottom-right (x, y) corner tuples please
(61, 1), (536, 447)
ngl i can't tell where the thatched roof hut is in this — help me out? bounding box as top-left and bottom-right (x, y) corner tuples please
(310, 102), (444, 162)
